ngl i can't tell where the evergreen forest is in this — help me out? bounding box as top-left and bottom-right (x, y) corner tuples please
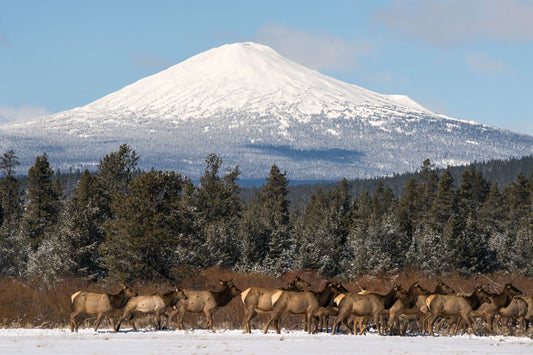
(1, 145), (532, 284)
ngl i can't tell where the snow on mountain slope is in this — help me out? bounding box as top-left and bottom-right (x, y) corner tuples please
(83, 42), (430, 121)
(0, 42), (532, 182)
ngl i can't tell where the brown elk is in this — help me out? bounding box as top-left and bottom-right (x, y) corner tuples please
(426, 286), (492, 336)
(241, 276), (310, 333)
(388, 281), (434, 335)
(494, 296), (529, 335)
(70, 284), (137, 332)
(263, 281), (341, 334)
(331, 285), (405, 335)
(114, 287), (188, 332)
(470, 283), (522, 334)
(171, 280), (241, 330)
(315, 283), (349, 333)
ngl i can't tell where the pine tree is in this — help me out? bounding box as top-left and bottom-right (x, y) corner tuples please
(397, 178), (419, 238)
(456, 167), (490, 219)
(417, 159), (439, 221)
(100, 171), (194, 282)
(197, 153), (241, 222)
(238, 165), (291, 273)
(0, 150), (22, 226)
(22, 153), (62, 248)
(293, 179), (352, 276)
(57, 170), (107, 279)
(196, 154), (241, 267)
(479, 183), (505, 234)
(430, 168), (456, 232)
(503, 172), (530, 231)
(93, 144), (139, 217)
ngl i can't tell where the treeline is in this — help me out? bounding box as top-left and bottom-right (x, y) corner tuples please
(0, 145), (532, 284)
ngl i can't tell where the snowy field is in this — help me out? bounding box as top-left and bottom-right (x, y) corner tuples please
(1, 328), (532, 354)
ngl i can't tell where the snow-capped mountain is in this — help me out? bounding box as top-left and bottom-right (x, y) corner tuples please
(1, 42), (532, 182)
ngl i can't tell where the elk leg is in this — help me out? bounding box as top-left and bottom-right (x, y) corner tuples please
(427, 314), (439, 336)
(156, 311), (161, 330)
(70, 311), (80, 332)
(205, 310), (213, 330)
(94, 313), (103, 332)
(109, 316), (116, 332)
(115, 311), (131, 332)
(243, 308), (256, 333)
(177, 309), (185, 330)
(264, 315), (277, 334)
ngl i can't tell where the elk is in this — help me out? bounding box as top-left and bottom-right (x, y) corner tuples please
(114, 287), (188, 332)
(426, 286), (492, 336)
(171, 280), (241, 330)
(241, 276), (310, 333)
(388, 281), (433, 335)
(263, 281), (340, 334)
(494, 296), (529, 335)
(468, 283), (522, 334)
(70, 284), (137, 332)
(315, 283), (349, 333)
(331, 285), (405, 335)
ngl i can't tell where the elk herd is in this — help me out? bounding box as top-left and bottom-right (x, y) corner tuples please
(70, 277), (533, 337)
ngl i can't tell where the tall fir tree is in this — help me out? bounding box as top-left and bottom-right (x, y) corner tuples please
(57, 170), (106, 279)
(417, 159), (439, 221)
(238, 165), (291, 273)
(430, 167), (456, 232)
(0, 150), (25, 277)
(100, 171), (194, 282)
(22, 153), (62, 249)
(196, 154), (241, 268)
(0, 150), (22, 226)
(93, 144), (139, 219)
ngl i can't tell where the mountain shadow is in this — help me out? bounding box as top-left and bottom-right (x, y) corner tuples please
(245, 144), (364, 164)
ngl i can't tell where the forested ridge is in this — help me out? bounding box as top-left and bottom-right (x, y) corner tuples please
(0, 145), (532, 284)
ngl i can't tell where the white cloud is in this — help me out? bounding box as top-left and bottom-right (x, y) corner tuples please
(465, 53), (512, 74)
(254, 24), (372, 72)
(375, 0), (533, 45)
(0, 105), (52, 124)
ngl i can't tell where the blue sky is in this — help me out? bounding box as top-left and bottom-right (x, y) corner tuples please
(1, 0), (532, 135)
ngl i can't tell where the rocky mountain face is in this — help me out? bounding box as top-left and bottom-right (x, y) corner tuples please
(1, 42), (532, 182)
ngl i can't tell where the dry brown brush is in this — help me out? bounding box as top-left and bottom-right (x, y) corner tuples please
(0, 269), (531, 331)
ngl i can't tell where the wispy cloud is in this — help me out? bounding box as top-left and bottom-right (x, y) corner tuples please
(465, 53), (512, 74)
(132, 52), (173, 70)
(254, 24), (373, 72)
(375, 0), (533, 45)
(0, 105), (51, 124)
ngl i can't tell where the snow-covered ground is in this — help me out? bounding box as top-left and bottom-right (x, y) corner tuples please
(1, 328), (532, 354)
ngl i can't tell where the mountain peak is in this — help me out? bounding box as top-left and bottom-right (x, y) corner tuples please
(2, 42), (531, 182)
(83, 42), (430, 120)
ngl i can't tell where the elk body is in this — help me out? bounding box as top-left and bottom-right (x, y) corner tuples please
(388, 282), (431, 335)
(470, 283), (522, 334)
(263, 282), (341, 334)
(315, 283), (349, 333)
(495, 296), (530, 335)
(115, 288), (188, 332)
(241, 276), (310, 333)
(331, 285), (405, 335)
(172, 280), (241, 330)
(426, 286), (492, 336)
(70, 285), (137, 332)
